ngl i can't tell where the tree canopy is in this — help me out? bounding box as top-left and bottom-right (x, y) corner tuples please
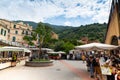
(23, 32), (37, 46)
(35, 22), (52, 48)
(18, 21), (107, 53)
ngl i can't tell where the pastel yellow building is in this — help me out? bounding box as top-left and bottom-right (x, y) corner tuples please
(0, 19), (33, 46)
(105, 0), (120, 46)
(0, 19), (59, 47)
(0, 22), (8, 41)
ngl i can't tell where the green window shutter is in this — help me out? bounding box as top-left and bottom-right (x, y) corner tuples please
(15, 31), (18, 34)
(4, 30), (6, 36)
(1, 29), (3, 35)
(14, 25), (16, 28)
(12, 36), (16, 42)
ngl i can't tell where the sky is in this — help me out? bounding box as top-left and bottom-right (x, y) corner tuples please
(0, 0), (112, 27)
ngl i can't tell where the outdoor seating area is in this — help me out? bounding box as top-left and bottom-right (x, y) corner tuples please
(75, 42), (120, 80)
(0, 46), (31, 69)
(47, 51), (65, 60)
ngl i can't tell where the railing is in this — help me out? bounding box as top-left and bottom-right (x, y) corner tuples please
(0, 38), (23, 47)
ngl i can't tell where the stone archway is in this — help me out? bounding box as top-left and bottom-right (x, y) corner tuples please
(111, 35), (118, 45)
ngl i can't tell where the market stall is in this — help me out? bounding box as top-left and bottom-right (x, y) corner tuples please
(75, 42), (119, 80)
(0, 46), (31, 69)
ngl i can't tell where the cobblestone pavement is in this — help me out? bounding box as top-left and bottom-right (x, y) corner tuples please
(0, 60), (95, 80)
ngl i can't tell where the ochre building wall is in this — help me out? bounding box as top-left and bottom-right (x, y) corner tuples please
(105, 5), (120, 45)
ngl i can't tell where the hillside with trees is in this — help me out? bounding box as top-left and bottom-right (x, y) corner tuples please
(14, 21), (107, 53)
(14, 21), (107, 43)
(56, 23), (107, 43)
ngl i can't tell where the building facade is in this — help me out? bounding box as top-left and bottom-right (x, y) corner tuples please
(0, 19), (33, 46)
(0, 22), (8, 41)
(105, 0), (120, 45)
(51, 31), (59, 40)
(79, 37), (100, 44)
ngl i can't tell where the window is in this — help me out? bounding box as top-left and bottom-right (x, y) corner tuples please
(4, 30), (6, 36)
(22, 30), (24, 34)
(27, 28), (29, 30)
(31, 32), (32, 35)
(8, 29), (10, 33)
(31, 32), (33, 35)
(15, 30), (18, 34)
(1, 29), (3, 35)
(12, 36), (16, 42)
(26, 31), (28, 35)
(13, 25), (16, 28)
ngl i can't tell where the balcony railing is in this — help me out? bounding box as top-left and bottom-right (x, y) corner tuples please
(0, 38), (23, 47)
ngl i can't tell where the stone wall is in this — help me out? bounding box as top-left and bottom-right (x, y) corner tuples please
(25, 61), (53, 67)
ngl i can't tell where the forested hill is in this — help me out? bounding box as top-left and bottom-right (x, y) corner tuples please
(14, 20), (107, 42)
(13, 20), (38, 28)
(56, 23), (107, 42)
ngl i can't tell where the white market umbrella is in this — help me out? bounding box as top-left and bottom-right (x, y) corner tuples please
(0, 46), (24, 51)
(48, 51), (66, 54)
(75, 42), (118, 51)
(47, 52), (59, 54)
(22, 48), (31, 53)
(57, 51), (66, 54)
(1, 46), (31, 52)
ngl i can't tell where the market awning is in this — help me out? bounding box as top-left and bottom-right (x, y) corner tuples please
(0, 46), (31, 52)
(0, 47), (23, 51)
(75, 42), (118, 51)
(47, 51), (66, 54)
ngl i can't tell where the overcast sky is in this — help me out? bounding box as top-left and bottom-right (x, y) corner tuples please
(0, 0), (112, 27)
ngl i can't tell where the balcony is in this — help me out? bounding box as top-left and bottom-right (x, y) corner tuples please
(0, 38), (23, 47)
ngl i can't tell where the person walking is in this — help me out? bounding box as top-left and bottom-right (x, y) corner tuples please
(88, 55), (95, 78)
(94, 57), (103, 80)
(82, 54), (86, 63)
(86, 56), (90, 72)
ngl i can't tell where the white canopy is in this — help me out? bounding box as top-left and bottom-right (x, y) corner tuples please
(75, 42), (118, 51)
(23, 48), (31, 53)
(47, 51), (65, 54)
(0, 46), (31, 52)
(41, 48), (53, 52)
(0, 46), (23, 51)
(57, 51), (66, 54)
(47, 52), (58, 54)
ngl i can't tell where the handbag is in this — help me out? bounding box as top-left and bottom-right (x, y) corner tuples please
(101, 66), (112, 75)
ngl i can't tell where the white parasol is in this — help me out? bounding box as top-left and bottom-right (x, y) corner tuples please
(75, 42), (118, 51)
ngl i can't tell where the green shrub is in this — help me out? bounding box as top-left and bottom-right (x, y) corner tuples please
(32, 59), (50, 62)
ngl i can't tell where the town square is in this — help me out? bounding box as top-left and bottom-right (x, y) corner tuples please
(0, 0), (119, 80)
